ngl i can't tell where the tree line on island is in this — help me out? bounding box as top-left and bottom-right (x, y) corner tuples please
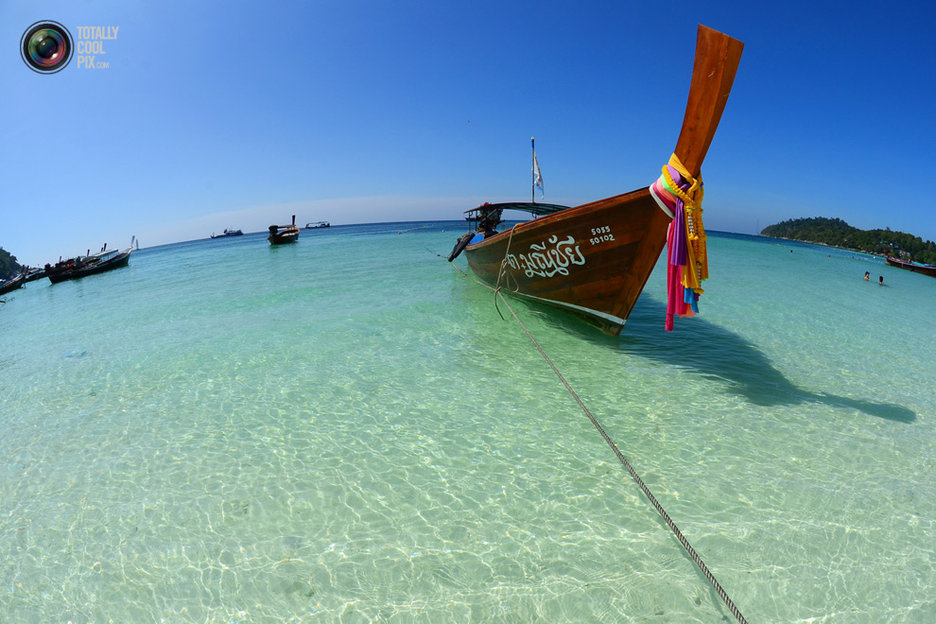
(760, 217), (936, 264)
(0, 247), (21, 281)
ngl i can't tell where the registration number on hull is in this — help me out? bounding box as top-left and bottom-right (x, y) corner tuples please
(590, 225), (615, 245)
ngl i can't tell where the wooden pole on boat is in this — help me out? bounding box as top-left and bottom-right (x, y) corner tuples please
(672, 25), (744, 176)
(531, 137), (535, 204)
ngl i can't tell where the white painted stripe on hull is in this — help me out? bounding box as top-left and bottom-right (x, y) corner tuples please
(502, 288), (627, 329)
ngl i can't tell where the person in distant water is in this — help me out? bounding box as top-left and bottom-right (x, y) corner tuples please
(879, 275), (884, 285)
(864, 271), (870, 281)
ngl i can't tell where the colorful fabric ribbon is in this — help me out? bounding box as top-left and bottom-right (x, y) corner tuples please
(650, 154), (708, 331)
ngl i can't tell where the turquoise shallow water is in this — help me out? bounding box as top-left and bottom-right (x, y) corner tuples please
(1, 223), (933, 623)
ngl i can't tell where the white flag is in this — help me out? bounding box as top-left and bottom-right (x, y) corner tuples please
(532, 151), (544, 192)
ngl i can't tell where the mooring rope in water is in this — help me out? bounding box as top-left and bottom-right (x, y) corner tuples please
(449, 260), (749, 624)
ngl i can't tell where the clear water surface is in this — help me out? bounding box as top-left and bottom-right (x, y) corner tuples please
(1, 223), (933, 623)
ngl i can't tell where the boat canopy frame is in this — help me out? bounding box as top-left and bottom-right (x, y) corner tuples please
(464, 202), (570, 219)
(464, 201), (571, 234)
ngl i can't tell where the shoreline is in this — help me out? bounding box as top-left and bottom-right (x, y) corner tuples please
(757, 233), (890, 260)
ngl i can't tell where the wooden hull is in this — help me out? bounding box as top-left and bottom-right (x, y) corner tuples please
(47, 249), (131, 284)
(465, 188), (670, 334)
(886, 257), (936, 277)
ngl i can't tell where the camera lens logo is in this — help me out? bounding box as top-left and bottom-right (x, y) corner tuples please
(21, 21), (73, 74)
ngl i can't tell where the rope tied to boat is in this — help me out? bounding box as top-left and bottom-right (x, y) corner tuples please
(651, 154), (709, 331)
(447, 257), (749, 623)
(492, 224), (521, 320)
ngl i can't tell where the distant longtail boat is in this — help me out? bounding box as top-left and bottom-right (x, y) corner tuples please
(449, 25), (744, 334)
(268, 215), (300, 245)
(885, 256), (936, 278)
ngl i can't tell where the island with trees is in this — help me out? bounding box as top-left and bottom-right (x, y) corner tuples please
(0, 247), (22, 281)
(760, 217), (936, 264)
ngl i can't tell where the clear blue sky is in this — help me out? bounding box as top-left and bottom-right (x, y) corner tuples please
(2, 0), (934, 266)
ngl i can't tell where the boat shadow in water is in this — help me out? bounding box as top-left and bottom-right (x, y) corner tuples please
(534, 298), (916, 424)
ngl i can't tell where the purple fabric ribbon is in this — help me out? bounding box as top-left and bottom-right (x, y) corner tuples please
(666, 166), (691, 267)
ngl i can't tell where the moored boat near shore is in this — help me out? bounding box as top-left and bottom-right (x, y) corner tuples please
(0, 272), (26, 295)
(449, 25), (743, 335)
(46, 247), (132, 284)
(22, 266), (47, 283)
(885, 256), (936, 278)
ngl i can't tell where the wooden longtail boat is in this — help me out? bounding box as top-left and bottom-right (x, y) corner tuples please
(0, 272), (26, 295)
(268, 215), (300, 245)
(450, 25), (743, 334)
(885, 256), (936, 278)
(46, 247), (132, 284)
(22, 266), (47, 283)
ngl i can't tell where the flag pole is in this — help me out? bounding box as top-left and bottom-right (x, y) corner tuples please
(531, 137), (535, 204)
